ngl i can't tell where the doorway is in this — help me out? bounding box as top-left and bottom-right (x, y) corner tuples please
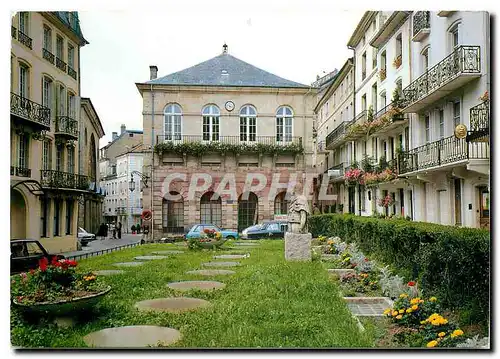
(454, 179), (462, 226)
(11, 189), (27, 239)
(348, 186), (355, 214)
(478, 186), (490, 229)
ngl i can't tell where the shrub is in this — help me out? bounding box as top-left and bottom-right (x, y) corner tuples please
(309, 214), (490, 322)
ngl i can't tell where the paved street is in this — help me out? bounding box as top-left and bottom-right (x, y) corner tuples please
(62, 233), (142, 258)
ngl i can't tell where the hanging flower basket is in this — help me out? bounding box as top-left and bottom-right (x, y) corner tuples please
(345, 168), (364, 187)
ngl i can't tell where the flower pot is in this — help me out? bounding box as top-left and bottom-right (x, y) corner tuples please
(12, 286), (112, 316)
(190, 238), (228, 250)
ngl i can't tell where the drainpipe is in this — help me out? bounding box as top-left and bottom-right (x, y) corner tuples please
(348, 45), (356, 215)
(150, 83), (154, 241)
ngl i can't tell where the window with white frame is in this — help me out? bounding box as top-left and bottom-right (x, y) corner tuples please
(276, 106), (293, 142)
(43, 25), (52, 51)
(57, 84), (66, 116)
(164, 104), (182, 141)
(424, 115), (430, 143)
(450, 25), (459, 48)
(56, 35), (64, 60)
(68, 44), (75, 68)
(42, 140), (52, 170)
(239, 105), (257, 142)
(422, 47), (430, 73)
(19, 12), (29, 35)
(18, 133), (29, 169)
(380, 92), (387, 109)
(202, 105), (220, 141)
(19, 63), (29, 98)
(42, 76), (52, 109)
(439, 109), (445, 139)
(453, 102), (461, 128)
(56, 144), (64, 171)
(68, 92), (76, 119)
(67, 148), (75, 174)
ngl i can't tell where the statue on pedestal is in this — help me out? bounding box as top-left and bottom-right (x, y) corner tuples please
(287, 183), (310, 234)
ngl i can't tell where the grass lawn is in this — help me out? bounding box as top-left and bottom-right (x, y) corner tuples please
(11, 240), (378, 348)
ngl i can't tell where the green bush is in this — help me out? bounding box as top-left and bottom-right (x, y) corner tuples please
(309, 214), (490, 323)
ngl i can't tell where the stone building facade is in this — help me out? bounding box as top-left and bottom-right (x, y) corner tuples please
(136, 45), (317, 239)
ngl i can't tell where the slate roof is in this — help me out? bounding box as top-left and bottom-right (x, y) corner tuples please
(52, 12), (88, 45)
(146, 52), (310, 88)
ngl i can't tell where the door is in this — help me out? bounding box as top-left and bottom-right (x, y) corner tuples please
(454, 179), (462, 226)
(479, 187), (490, 229)
(399, 188), (405, 217)
(348, 187), (355, 214)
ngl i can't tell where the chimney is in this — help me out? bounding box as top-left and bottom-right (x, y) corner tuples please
(120, 124), (126, 134)
(149, 65), (158, 80)
(112, 132), (118, 141)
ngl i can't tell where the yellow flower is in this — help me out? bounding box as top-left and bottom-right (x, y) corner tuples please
(327, 240), (334, 245)
(452, 329), (464, 336)
(431, 320), (440, 326)
(406, 308), (413, 313)
(442, 319), (448, 325)
(383, 309), (391, 315)
(438, 332), (446, 338)
(399, 309), (404, 314)
(427, 340), (438, 348)
(411, 305), (418, 311)
(392, 311), (398, 317)
(399, 293), (408, 298)
(429, 297), (437, 302)
(410, 298), (420, 305)
(420, 320), (427, 324)
(396, 315), (403, 319)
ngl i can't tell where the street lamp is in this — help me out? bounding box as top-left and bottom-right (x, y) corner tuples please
(129, 171), (150, 192)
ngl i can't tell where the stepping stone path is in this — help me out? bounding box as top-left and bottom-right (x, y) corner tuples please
(343, 297), (394, 317)
(135, 297), (211, 313)
(202, 261), (240, 267)
(113, 262), (144, 267)
(134, 255), (167, 261)
(151, 250), (184, 255)
(167, 280), (226, 291)
(186, 269), (236, 276)
(213, 254), (248, 259)
(94, 270), (125, 276)
(174, 242), (187, 246)
(83, 325), (181, 348)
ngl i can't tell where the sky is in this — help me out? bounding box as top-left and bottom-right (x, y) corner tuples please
(77, 7), (364, 148)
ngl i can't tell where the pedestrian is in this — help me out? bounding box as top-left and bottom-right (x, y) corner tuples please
(105, 223), (109, 238)
(97, 223), (106, 240)
(117, 222), (122, 239)
(112, 222), (117, 239)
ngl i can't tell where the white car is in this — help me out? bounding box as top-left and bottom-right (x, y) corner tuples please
(78, 227), (96, 246)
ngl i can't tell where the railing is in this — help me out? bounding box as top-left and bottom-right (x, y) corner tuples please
(413, 11), (430, 37)
(40, 170), (90, 190)
(10, 166), (31, 177)
(17, 30), (32, 49)
(327, 162), (346, 176)
(42, 48), (55, 64)
(68, 66), (77, 80)
(399, 134), (489, 174)
(10, 92), (51, 128)
(469, 101), (489, 131)
(65, 242), (141, 261)
(402, 46), (481, 108)
(349, 110), (368, 128)
(55, 116), (79, 138)
(156, 135), (303, 146)
(56, 57), (67, 72)
(326, 122), (350, 148)
(11, 26), (17, 39)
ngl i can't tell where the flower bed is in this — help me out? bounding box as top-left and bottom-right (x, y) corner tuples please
(187, 229), (227, 250)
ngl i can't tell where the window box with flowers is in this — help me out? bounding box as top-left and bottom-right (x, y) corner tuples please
(378, 68), (387, 81)
(11, 257), (110, 316)
(393, 55), (402, 69)
(344, 168), (365, 186)
(188, 228), (227, 250)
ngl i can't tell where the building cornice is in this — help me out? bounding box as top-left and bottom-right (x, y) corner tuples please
(314, 58), (354, 113)
(41, 12), (88, 46)
(370, 11), (411, 48)
(81, 97), (105, 138)
(347, 11), (378, 48)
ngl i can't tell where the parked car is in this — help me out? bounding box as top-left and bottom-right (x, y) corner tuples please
(185, 224), (238, 240)
(240, 221), (288, 239)
(78, 227), (96, 246)
(11, 239), (65, 275)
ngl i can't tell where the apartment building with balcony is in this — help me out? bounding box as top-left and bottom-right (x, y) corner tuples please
(99, 125), (143, 225)
(136, 45), (317, 239)
(10, 11), (92, 253)
(399, 11), (490, 228)
(78, 97), (105, 234)
(314, 58), (355, 213)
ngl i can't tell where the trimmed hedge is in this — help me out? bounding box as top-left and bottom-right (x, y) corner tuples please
(310, 214), (490, 322)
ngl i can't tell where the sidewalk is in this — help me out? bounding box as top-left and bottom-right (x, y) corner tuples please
(62, 233), (142, 258)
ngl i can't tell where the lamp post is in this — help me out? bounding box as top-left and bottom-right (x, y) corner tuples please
(128, 170), (149, 192)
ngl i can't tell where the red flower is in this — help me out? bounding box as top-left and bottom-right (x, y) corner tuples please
(29, 269), (35, 275)
(364, 258), (369, 262)
(408, 281), (416, 287)
(203, 229), (211, 234)
(39, 257), (48, 272)
(68, 260), (77, 267)
(51, 256), (59, 265)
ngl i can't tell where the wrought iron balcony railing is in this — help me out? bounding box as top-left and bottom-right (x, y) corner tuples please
(40, 170), (90, 190)
(56, 57), (67, 72)
(10, 92), (51, 128)
(10, 166), (31, 177)
(42, 48), (55, 64)
(68, 66), (77, 80)
(326, 121), (350, 149)
(402, 46), (481, 110)
(399, 134), (489, 174)
(413, 11), (430, 37)
(469, 100), (489, 131)
(156, 135), (303, 146)
(17, 30), (32, 49)
(327, 162), (347, 176)
(11, 26), (17, 39)
(55, 116), (79, 138)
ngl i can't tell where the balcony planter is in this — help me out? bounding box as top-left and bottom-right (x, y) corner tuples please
(378, 69), (387, 81)
(392, 56), (402, 69)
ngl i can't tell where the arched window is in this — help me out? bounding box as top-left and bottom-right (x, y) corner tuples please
(276, 106), (293, 142)
(67, 91), (76, 119)
(200, 191), (222, 226)
(162, 192), (184, 234)
(42, 76), (53, 111)
(274, 192), (288, 215)
(238, 192), (258, 231)
(89, 134), (97, 181)
(18, 61), (30, 98)
(202, 105), (220, 141)
(164, 104), (182, 141)
(239, 105), (257, 142)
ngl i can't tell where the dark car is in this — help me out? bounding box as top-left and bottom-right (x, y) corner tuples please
(10, 240), (65, 275)
(240, 221), (288, 239)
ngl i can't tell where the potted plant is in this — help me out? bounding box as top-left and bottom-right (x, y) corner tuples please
(11, 257), (110, 316)
(379, 68), (387, 81)
(392, 56), (402, 69)
(377, 194), (395, 209)
(345, 167), (365, 186)
(188, 229), (227, 250)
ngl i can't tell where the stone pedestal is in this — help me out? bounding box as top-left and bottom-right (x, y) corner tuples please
(285, 232), (312, 261)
